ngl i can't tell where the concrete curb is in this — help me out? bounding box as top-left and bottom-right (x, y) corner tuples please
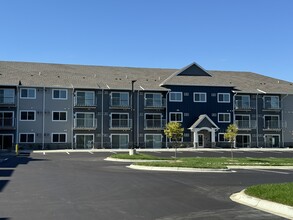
(230, 190), (293, 219)
(228, 166), (293, 170)
(104, 157), (172, 163)
(127, 164), (234, 173)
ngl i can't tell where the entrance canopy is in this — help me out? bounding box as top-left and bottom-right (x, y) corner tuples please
(189, 115), (219, 148)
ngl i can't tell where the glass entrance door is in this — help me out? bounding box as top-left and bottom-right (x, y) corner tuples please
(0, 134), (13, 150)
(198, 134), (204, 148)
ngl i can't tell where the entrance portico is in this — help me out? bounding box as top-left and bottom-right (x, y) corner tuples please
(189, 115), (219, 148)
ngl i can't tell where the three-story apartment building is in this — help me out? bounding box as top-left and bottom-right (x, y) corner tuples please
(0, 61), (292, 150)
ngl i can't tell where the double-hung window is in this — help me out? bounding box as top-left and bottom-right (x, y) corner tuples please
(20, 88), (36, 99)
(19, 133), (35, 143)
(75, 112), (95, 128)
(169, 92), (182, 102)
(53, 89), (67, 100)
(111, 113), (130, 128)
(264, 96), (280, 109)
(193, 92), (206, 102)
(218, 93), (230, 103)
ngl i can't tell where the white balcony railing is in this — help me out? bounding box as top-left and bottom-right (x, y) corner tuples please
(144, 119), (166, 129)
(74, 118), (97, 129)
(110, 119), (132, 129)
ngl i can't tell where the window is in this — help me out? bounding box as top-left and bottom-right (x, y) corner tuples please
(264, 115), (280, 129)
(111, 113), (130, 128)
(0, 89), (15, 104)
(235, 115), (250, 129)
(218, 133), (226, 142)
(75, 134), (94, 149)
(52, 133), (67, 143)
(20, 111), (36, 121)
(193, 92), (206, 102)
(52, 111), (67, 121)
(75, 112), (95, 128)
(145, 114), (163, 129)
(169, 112), (183, 122)
(235, 95), (250, 109)
(53, 89), (67, 100)
(111, 134), (129, 149)
(145, 134), (162, 148)
(145, 93), (163, 107)
(0, 112), (14, 127)
(111, 92), (129, 107)
(264, 96), (280, 109)
(264, 134), (280, 148)
(218, 93), (230, 103)
(236, 135), (251, 148)
(20, 88), (36, 99)
(218, 113), (230, 123)
(169, 92), (182, 102)
(75, 91), (95, 106)
(19, 133), (35, 143)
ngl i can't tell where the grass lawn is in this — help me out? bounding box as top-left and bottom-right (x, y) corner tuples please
(245, 183), (293, 206)
(133, 157), (293, 169)
(110, 153), (170, 160)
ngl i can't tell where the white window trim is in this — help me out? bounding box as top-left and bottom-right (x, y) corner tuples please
(218, 133), (227, 142)
(263, 114), (280, 128)
(217, 93), (230, 103)
(19, 133), (35, 143)
(193, 92), (207, 102)
(75, 91), (95, 106)
(145, 113), (163, 119)
(74, 134), (95, 147)
(169, 112), (183, 122)
(0, 111), (14, 126)
(169, 92), (183, 102)
(20, 110), (36, 121)
(52, 89), (68, 100)
(144, 93), (163, 105)
(20, 88), (36, 99)
(263, 95), (280, 108)
(52, 111), (67, 122)
(110, 134), (129, 148)
(218, 113), (231, 123)
(110, 92), (130, 106)
(145, 134), (164, 146)
(51, 133), (67, 143)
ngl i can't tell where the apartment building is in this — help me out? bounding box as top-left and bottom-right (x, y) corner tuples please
(0, 61), (292, 150)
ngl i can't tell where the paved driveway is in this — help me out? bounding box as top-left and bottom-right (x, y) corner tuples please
(0, 152), (292, 219)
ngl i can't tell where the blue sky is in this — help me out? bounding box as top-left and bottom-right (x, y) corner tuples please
(1, 0), (293, 82)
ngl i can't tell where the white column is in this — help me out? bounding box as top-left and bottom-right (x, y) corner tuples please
(211, 128), (216, 143)
(193, 129), (198, 148)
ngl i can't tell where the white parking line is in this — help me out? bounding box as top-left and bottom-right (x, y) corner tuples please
(43, 152), (46, 155)
(254, 151), (263, 154)
(253, 169), (290, 175)
(272, 151), (282, 154)
(66, 152), (70, 155)
(235, 151), (244, 153)
(152, 151), (161, 154)
(88, 151), (94, 154)
(110, 151), (117, 154)
(214, 151), (224, 154)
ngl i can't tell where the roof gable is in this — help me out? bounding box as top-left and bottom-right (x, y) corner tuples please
(189, 114), (219, 131)
(178, 63), (211, 77)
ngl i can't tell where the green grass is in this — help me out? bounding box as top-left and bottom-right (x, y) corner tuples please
(110, 153), (170, 160)
(245, 183), (293, 206)
(134, 157), (293, 169)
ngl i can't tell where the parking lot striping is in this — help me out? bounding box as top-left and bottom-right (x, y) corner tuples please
(43, 152), (46, 155)
(66, 152), (70, 155)
(254, 151), (263, 154)
(253, 169), (290, 175)
(88, 151), (94, 154)
(235, 151), (244, 153)
(214, 151), (224, 154)
(110, 151), (117, 154)
(272, 151), (282, 154)
(152, 151), (161, 154)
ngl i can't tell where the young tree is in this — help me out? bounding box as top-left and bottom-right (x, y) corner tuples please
(164, 122), (184, 158)
(224, 124), (238, 159)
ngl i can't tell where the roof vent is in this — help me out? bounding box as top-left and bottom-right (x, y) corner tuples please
(83, 76), (85, 79)
(39, 72), (41, 76)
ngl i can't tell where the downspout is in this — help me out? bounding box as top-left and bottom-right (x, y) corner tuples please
(165, 90), (170, 148)
(137, 90), (139, 147)
(232, 91), (237, 148)
(101, 89), (104, 148)
(256, 93), (259, 148)
(42, 87), (45, 150)
(281, 94), (289, 148)
(71, 87), (74, 149)
(16, 85), (20, 147)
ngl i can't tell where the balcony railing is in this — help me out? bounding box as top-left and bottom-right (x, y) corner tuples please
(110, 98), (130, 108)
(235, 120), (256, 129)
(110, 119), (132, 129)
(0, 99), (15, 106)
(144, 119), (166, 129)
(263, 101), (281, 110)
(0, 118), (15, 130)
(264, 120), (281, 130)
(235, 100), (256, 110)
(144, 98), (166, 108)
(74, 118), (97, 129)
(74, 98), (96, 107)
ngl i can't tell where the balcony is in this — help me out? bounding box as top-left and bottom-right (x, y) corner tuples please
(74, 118), (97, 130)
(235, 100), (255, 111)
(109, 98), (130, 109)
(263, 101), (281, 111)
(0, 118), (16, 130)
(144, 98), (166, 109)
(235, 120), (256, 130)
(144, 119), (166, 130)
(264, 120), (281, 130)
(110, 119), (132, 130)
(0, 99), (16, 107)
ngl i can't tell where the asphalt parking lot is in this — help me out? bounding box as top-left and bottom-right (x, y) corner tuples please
(0, 151), (292, 220)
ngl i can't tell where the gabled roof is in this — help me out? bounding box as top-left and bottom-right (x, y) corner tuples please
(189, 114), (219, 131)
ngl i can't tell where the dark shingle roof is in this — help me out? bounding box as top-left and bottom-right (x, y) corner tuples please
(1, 61), (292, 94)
